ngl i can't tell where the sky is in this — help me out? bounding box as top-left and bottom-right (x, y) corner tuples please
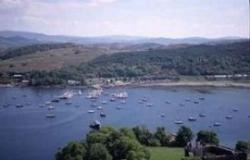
(0, 0), (249, 38)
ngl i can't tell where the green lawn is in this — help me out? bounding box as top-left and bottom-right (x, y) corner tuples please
(148, 147), (184, 160)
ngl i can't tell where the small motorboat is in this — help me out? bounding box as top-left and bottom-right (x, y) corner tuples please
(16, 104), (24, 108)
(48, 105), (55, 110)
(188, 116), (197, 122)
(45, 101), (51, 105)
(97, 106), (103, 110)
(89, 120), (101, 130)
(142, 97), (147, 102)
(46, 113), (56, 118)
(146, 103), (153, 107)
(51, 99), (59, 103)
(110, 98), (116, 102)
(213, 122), (222, 127)
(226, 115), (233, 119)
(233, 108), (239, 112)
(194, 101), (199, 104)
(88, 110), (95, 113)
(100, 112), (106, 117)
(59, 91), (74, 99)
(161, 113), (165, 118)
(199, 113), (206, 118)
(199, 97), (205, 100)
(174, 120), (183, 125)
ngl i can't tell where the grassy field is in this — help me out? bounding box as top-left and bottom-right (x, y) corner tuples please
(148, 147), (184, 160)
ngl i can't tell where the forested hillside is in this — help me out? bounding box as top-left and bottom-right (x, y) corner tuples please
(78, 41), (250, 78)
(0, 41), (249, 85)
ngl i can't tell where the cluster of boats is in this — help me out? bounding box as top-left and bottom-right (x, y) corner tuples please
(86, 90), (129, 129)
(43, 90), (78, 119)
(157, 97), (241, 127)
(2, 88), (250, 130)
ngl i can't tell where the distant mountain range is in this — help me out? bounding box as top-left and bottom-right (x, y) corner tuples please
(0, 30), (248, 48)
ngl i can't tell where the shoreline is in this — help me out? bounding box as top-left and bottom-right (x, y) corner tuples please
(128, 81), (250, 88)
(1, 80), (250, 89)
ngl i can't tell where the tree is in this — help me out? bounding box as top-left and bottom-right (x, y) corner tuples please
(132, 126), (154, 146)
(175, 126), (193, 147)
(88, 143), (112, 160)
(120, 127), (137, 140)
(235, 141), (250, 152)
(196, 130), (219, 145)
(154, 127), (170, 146)
(55, 142), (86, 160)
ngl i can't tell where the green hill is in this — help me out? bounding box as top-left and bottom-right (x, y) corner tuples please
(78, 41), (250, 78)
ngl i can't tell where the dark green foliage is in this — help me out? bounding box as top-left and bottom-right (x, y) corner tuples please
(55, 141), (86, 160)
(132, 126), (158, 146)
(56, 127), (150, 160)
(88, 143), (112, 160)
(235, 140), (250, 152)
(196, 130), (219, 145)
(78, 41), (250, 78)
(154, 127), (171, 146)
(175, 126), (193, 147)
(119, 128), (137, 140)
(132, 126), (171, 147)
(20, 66), (84, 86)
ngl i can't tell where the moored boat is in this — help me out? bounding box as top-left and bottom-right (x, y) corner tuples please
(97, 106), (103, 110)
(226, 115), (233, 119)
(100, 112), (106, 117)
(46, 113), (56, 118)
(59, 91), (74, 99)
(48, 105), (55, 110)
(51, 99), (59, 103)
(213, 122), (222, 127)
(188, 116), (197, 122)
(88, 110), (95, 113)
(146, 103), (153, 107)
(174, 120), (183, 125)
(233, 108), (238, 112)
(89, 120), (101, 130)
(16, 104), (24, 108)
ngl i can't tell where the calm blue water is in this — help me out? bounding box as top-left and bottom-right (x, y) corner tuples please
(0, 86), (250, 160)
